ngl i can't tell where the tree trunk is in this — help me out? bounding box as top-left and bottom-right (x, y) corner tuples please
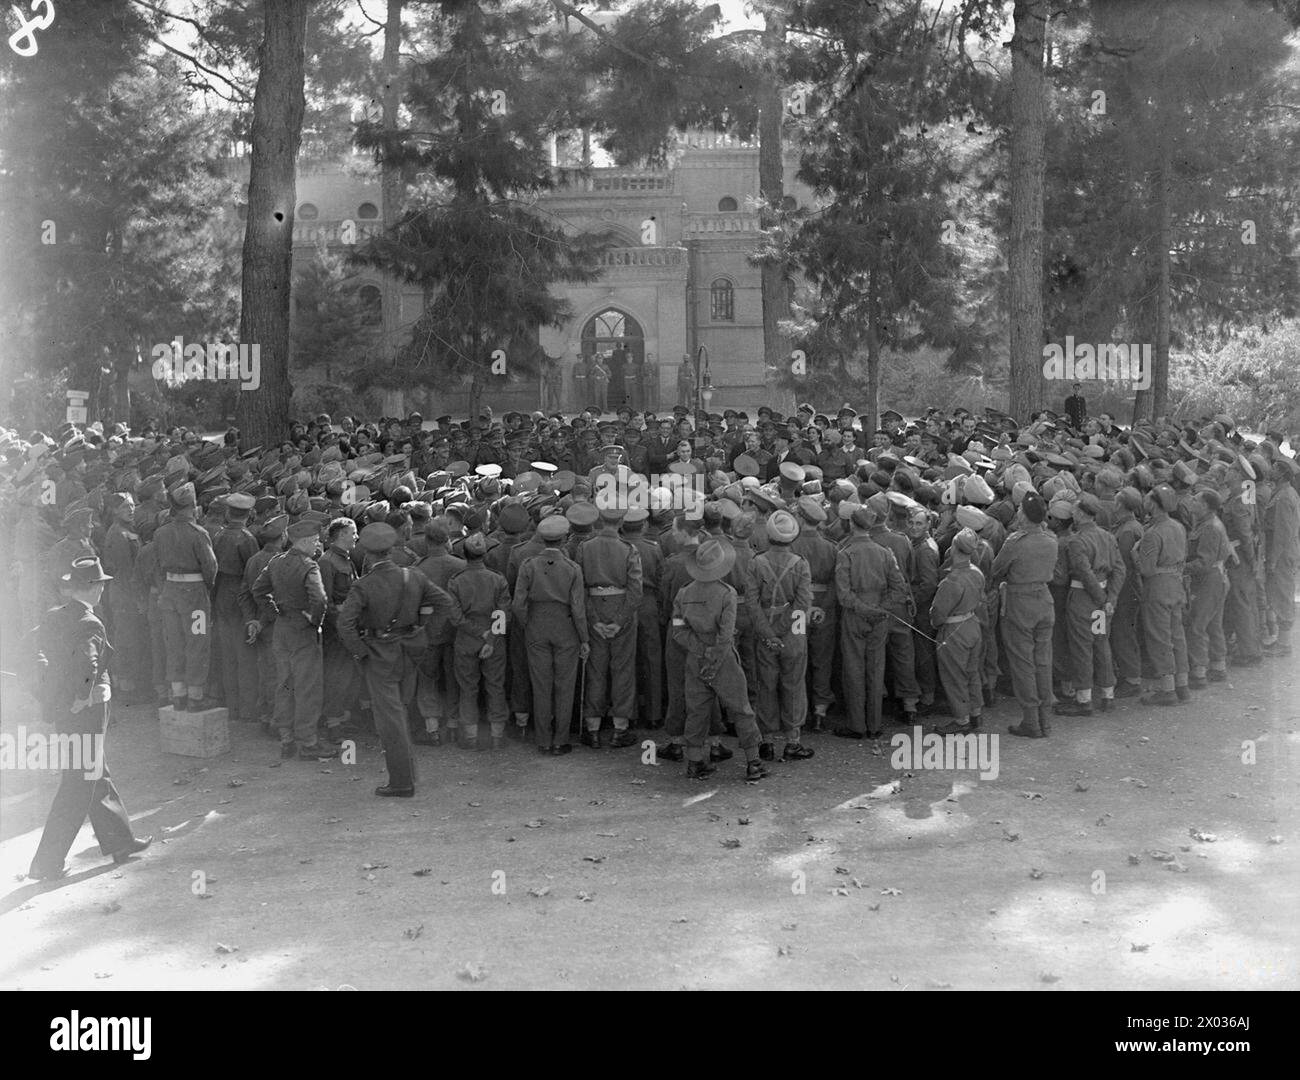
(759, 10), (793, 413)
(380, 0), (405, 412)
(864, 266), (881, 433)
(1008, 0), (1048, 425)
(234, 0), (307, 449)
(1134, 136), (1172, 424)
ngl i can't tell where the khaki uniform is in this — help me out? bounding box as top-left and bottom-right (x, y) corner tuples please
(629, 532), (665, 727)
(792, 525), (840, 715)
(1063, 521), (1125, 695)
(1137, 515), (1188, 690)
(446, 562), (511, 740)
(1185, 513), (1231, 677)
(154, 513), (218, 697)
(576, 530), (642, 728)
(319, 546), (362, 727)
(835, 533), (911, 735)
(252, 549), (327, 747)
(413, 549), (466, 732)
(930, 565), (984, 719)
(213, 524), (260, 721)
(1111, 516), (1145, 685)
(513, 547), (587, 749)
(747, 547), (812, 739)
(989, 526), (1058, 726)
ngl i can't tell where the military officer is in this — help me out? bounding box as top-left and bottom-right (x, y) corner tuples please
(1056, 492), (1125, 716)
(338, 522), (447, 795)
(834, 504), (912, 740)
(929, 528), (985, 734)
(622, 507), (665, 729)
(747, 509), (814, 761)
(1137, 483), (1190, 706)
(866, 493), (921, 723)
(1222, 459), (1263, 666)
(319, 516), (362, 740)
(669, 538), (768, 781)
(989, 490), (1058, 738)
(1184, 488), (1231, 686)
(28, 556), (152, 881)
(154, 482), (218, 711)
(575, 507), (642, 748)
(512, 514), (589, 754)
(212, 492), (260, 724)
(413, 518), (466, 744)
(446, 532), (512, 749)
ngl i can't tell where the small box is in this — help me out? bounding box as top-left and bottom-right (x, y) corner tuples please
(159, 706), (230, 758)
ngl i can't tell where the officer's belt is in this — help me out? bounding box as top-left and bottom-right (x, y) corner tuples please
(1069, 578), (1107, 589)
(587, 586), (626, 595)
(165, 572), (205, 582)
(1003, 581), (1050, 590)
(943, 612), (975, 624)
(1146, 568), (1182, 576)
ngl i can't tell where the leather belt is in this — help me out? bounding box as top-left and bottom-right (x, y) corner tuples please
(1069, 579), (1107, 589)
(587, 586), (626, 595)
(166, 572), (205, 582)
(944, 612), (975, 624)
(1004, 582), (1049, 590)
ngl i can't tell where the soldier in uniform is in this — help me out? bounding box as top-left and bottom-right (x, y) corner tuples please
(1222, 459), (1263, 666)
(238, 514), (288, 733)
(622, 507), (664, 729)
(154, 482), (218, 711)
(1055, 492), (1125, 716)
(1185, 489), (1232, 686)
(1137, 483), (1189, 706)
(791, 495), (838, 731)
(1110, 487), (1147, 696)
(905, 504), (941, 715)
(866, 493), (921, 723)
(834, 504), (912, 740)
(669, 537), (768, 781)
(338, 522), (448, 795)
(252, 520), (336, 758)
(319, 517), (362, 740)
(929, 528), (985, 734)
(412, 518), (466, 744)
(44, 505), (96, 608)
(27, 556), (152, 881)
(1264, 457), (1300, 657)
(100, 493), (148, 704)
(748, 509), (814, 761)
(446, 532), (512, 749)
(212, 492), (260, 724)
(989, 491), (1058, 738)
(576, 507), (642, 748)
(512, 514), (590, 754)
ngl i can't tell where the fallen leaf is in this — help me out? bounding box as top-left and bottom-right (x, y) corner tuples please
(1267, 835), (1283, 844)
(525, 819), (544, 829)
(403, 924), (424, 940)
(1074, 781), (1090, 793)
(596, 832), (617, 837)
(576, 891), (594, 902)
(413, 868), (433, 877)
(582, 855), (605, 864)
(457, 961), (486, 982)
(830, 886), (850, 897)
(1130, 943), (1151, 953)
(1189, 828), (1217, 843)
(362, 862), (390, 870)
(1022, 791), (1044, 800)
(851, 878), (866, 889)
(1127, 854), (1141, 866)
(1002, 829), (1020, 842)
(738, 817), (751, 825)
(868, 903), (881, 912)
(880, 887), (902, 896)
(1166, 859), (1189, 873)
(777, 945), (793, 957)
(834, 866), (851, 875)
(629, 778), (647, 786)
(781, 922), (797, 930)
(227, 779), (244, 788)
(215, 943), (238, 954)
(93, 972), (112, 979)
(323, 817), (342, 825)
(1226, 791), (1241, 799)
(674, 917), (688, 923)
(1148, 849), (1176, 862)
(1029, 868), (1044, 880)
(1040, 973), (1060, 984)
(720, 838), (742, 849)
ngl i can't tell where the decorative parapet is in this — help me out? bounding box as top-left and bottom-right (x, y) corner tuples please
(683, 212), (761, 236)
(596, 245), (687, 269)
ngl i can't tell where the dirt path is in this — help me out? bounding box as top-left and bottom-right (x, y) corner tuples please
(2, 658), (1296, 990)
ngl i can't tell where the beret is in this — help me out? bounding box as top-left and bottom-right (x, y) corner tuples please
(287, 520), (320, 541)
(462, 532), (488, 558)
(566, 502), (599, 527)
(359, 522), (397, 552)
(796, 495), (827, 523)
(537, 515), (569, 540)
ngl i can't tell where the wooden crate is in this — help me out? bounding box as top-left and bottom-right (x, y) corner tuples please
(158, 706), (230, 758)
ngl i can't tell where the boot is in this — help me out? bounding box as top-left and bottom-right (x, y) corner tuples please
(1008, 709), (1043, 739)
(659, 741), (684, 762)
(745, 760), (769, 781)
(758, 741), (775, 761)
(1139, 690), (1183, 707)
(1037, 705), (1052, 735)
(1054, 700), (1094, 717)
(709, 743), (734, 762)
(1114, 681), (1142, 698)
(1187, 675), (1208, 690)
(1175, 685), (1192, 702)
(685, 759), (716, 780)
(1206, 668), (1227, 682)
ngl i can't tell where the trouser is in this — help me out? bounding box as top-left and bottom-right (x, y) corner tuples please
(526, 604), (581, 748)
(911, 604), (937, 705)
(1065, 589), (1115, 692)
(147, 591), (168, 695)
(936, 618), (983, 719)
(840, 612), (889, 735)
(1002, 585), (1054, 709)
(683, 647), (760, 762)
(883, 609), (919, 708)
(634, 603), (663, 726)
(322, 630), (362, 723)
(1141, 576), (1188, 689)
(981, 598), (1000, 689)
(107, 585), (148, 694)
(507, 620), (532, 717)
(415, 640), (458, 731)
(1224, 560), (1262, 659)
(1111, 588), (1143, 683)
(734, 608), (759, 708)
(806, 597), (837, 712)
(252, 632), (276, 719)
(454, 639), (508, 738)
(1186, 571), (1227, 676)
(271, 619), (324, 745)
(1050, 584), (1070, 687)
(214, 578), (259, 721)
(158, 580), (211, 696)
(364, 640), (416, 789)
(29, 710), (134, 875)
(664, 635), (688, 737)
(585, 595), (636, 723)
(1266, 554), (1296, 628)
(755, 633), (808, 739)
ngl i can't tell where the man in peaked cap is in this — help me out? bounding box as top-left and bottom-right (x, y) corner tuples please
(155, 481), (219, 712)
(747, 510), (814, 761)
(44, 505), (97, 607)
(27, 556), (152, 881)
(576, 506), (643, 748)
(669, 538), (769, 781)
(444, 531), (512, 750)
(834, 504), (912, 740)
(339, 523), (449, 794)
(251, 519), (338, 759)
(512, 513), (589, 754)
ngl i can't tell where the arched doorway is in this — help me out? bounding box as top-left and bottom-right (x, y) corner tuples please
(580, 308), (647, 412)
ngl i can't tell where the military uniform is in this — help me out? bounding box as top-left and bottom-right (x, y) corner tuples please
(1062, 516), (1125, 707)
(909, 529), (941, 707)
(575, 517), (642, 744)
(154, 495), (218, 706)
(413, 546), (466, 738)
(101, 516), (148, 700)
(1111, 510), (1145, 691)
(791, 516), (840, 721)
(1222, 480), (1262, 662)
(238, 531), (284, 725)
(747, 542), (812, 746)
(512, 529), (588, 751)
(212, 518), (260, 722)
(930, 561), (984, 723)
(626, 522), (665, 728)
(989, 521), (1058, 735)
(1185, 508), (1231, 681)
(870, 523), (921, 715)
(445, 548), (512, 746)
(1137, 503), (1189, 698)
(1264, 477), (1300, 653)
(339, 524), (447, 792)
(252, 537), (329, 752)
(319, 542), (362, 732)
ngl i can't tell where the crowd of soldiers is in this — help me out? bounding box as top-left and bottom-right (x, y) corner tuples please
(3, 397), (1297, 798)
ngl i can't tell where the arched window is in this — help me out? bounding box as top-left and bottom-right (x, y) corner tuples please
(358, 283), (382, 326)
(357, 202), (379, 220)
(717, 196), (738, 212)
(298, 202), (319, 220)
(710, 279), (734, 322)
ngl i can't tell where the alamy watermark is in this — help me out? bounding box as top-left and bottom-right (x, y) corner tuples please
(151, 339), (261, 390)
(890, 725), (999, 780)
(1, 726), (104, 779)
(1042, 337), (1151, 390)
